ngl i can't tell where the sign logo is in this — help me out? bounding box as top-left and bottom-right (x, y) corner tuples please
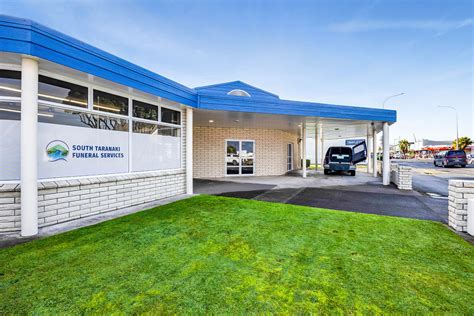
(345, 139), (365, 146)
(46, 140), (69, 162)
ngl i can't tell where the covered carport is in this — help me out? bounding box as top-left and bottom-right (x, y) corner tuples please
(192, 81), (396, 185)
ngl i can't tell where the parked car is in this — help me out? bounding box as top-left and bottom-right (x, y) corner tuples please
(226, 154), (239, 166)
(467, 153), (474, 165)
(323, 141), (367, 176)
(433, 150), (467, 168)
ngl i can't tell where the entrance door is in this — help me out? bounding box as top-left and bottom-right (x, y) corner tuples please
(287, 143), (293, 171)
(226, 140), (255, 175)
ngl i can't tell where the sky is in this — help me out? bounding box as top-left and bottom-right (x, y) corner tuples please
(1, 0), (473, 144)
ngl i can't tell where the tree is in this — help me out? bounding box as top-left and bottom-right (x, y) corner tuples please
(398, 139), (410, 158)
(453, 137), (472, 150)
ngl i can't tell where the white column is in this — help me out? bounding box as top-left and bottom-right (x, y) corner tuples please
(372, 127), (378, 177)
(367, 135), (372, 173)
(185, 107), (193, 194)
(314, 126), (318, 170)
(20, 56), (39, 237)
(383, 122), (390, 185)
(302, 124), (307, 178)
(320, 137), (325, 168)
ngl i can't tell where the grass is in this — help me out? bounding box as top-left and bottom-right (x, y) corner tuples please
(1, 195), (473, 314)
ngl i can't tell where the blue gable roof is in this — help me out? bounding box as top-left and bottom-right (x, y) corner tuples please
(195, 81), (280, 100)
(0, 15), (396, 123)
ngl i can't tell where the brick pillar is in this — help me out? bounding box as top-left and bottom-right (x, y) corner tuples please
(448, 180), (474, 232)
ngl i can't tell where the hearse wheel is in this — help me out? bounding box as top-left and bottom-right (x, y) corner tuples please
(350, 170), (356, 176)
(324, 169), (329, 175)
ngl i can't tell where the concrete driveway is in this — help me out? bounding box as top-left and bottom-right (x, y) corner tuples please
(194, 170), (447, 223)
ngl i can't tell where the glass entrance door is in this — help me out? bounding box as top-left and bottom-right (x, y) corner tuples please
(226, 140), (255, 175)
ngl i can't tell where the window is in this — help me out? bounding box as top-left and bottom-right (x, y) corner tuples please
(133, 121), (159, 134)
(227, 89), (251, 97)
(39, 75), (88, 108)
(0, 70), (21, 98)
(161, 107), (181, 125)
(38, 105), (97, 128)
(97, 115), (129, 131)
(132, 121), (180, 137)
(0, 100), (21, 120)
(133, 100), (158, 121)
(93, 90), (128, 115)
(38, 105), (128, 132)
(158, 126), (180, 137)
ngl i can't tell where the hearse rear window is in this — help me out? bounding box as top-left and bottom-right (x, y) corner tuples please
(329, 147), (352, 162)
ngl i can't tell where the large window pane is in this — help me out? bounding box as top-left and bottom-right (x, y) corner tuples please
(93, 90), (128, 116)
(161, 107), (181, 125)
(133, 121), (180, 137)
(38, 75), (88, 108)
(0, 70), (21, 98)
(158, 126), (180, 137)
(133, 100), (158, 121)
(97, 115), (129, 131)
(38, 105), (97, 128)
(0, 100), (21, 120)
(133, 121), (159, 134)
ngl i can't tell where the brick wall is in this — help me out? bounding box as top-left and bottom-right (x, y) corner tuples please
(390, 163), (412, 190)
(0, 170), (185, 233)
(448, 180), (474, 232)
(193, 126), (299, 178)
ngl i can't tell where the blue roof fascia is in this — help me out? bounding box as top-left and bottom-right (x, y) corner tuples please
(0, 15), (197, 107)
(197, 94), (397, 123)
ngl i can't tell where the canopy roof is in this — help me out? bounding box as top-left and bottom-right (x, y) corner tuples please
(0, 15), (396, 124)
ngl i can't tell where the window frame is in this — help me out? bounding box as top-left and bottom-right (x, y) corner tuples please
(0, 67), (185, 178)
(160, 105), (182, 126)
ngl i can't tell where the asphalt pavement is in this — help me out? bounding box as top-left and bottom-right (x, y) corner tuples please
(392, 159), (474, 197)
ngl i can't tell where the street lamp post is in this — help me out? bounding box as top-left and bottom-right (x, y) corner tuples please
(382, 93), (405, 109)
(438, 106), (459, 150)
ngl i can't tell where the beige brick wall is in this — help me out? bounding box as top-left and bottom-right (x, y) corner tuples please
(193, 126), (300, 178)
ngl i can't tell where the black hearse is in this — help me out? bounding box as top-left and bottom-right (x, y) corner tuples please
(323, 141), (367, 176)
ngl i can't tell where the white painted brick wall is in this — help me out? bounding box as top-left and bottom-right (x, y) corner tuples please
(0, 170), (185, 232)
(193, 126), (299, 178)
(448, 180), (474, 232)
(390, 163), (412, 190)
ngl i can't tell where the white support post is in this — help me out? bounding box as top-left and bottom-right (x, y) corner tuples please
(185, 107), (193, 194)
(302, 124), (307, 178)
(320, 137), (325, 169)
(314, 125), (318, 170)
(20, 56), (39, 237)
(382, 122), (390, 185)
(372, 126), (378, 178)
(367, 135), (372, 173)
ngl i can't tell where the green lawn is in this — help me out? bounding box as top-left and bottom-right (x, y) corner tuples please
(1, 195), (473, 314)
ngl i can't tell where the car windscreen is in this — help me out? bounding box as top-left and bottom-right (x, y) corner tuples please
(329, 147), (352, 162)
(447, 150), (466, 157)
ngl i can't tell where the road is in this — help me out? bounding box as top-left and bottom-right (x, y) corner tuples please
(392, 159), (474, 197)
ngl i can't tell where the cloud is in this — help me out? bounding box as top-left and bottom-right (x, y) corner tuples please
(328, 19), (473, 32)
